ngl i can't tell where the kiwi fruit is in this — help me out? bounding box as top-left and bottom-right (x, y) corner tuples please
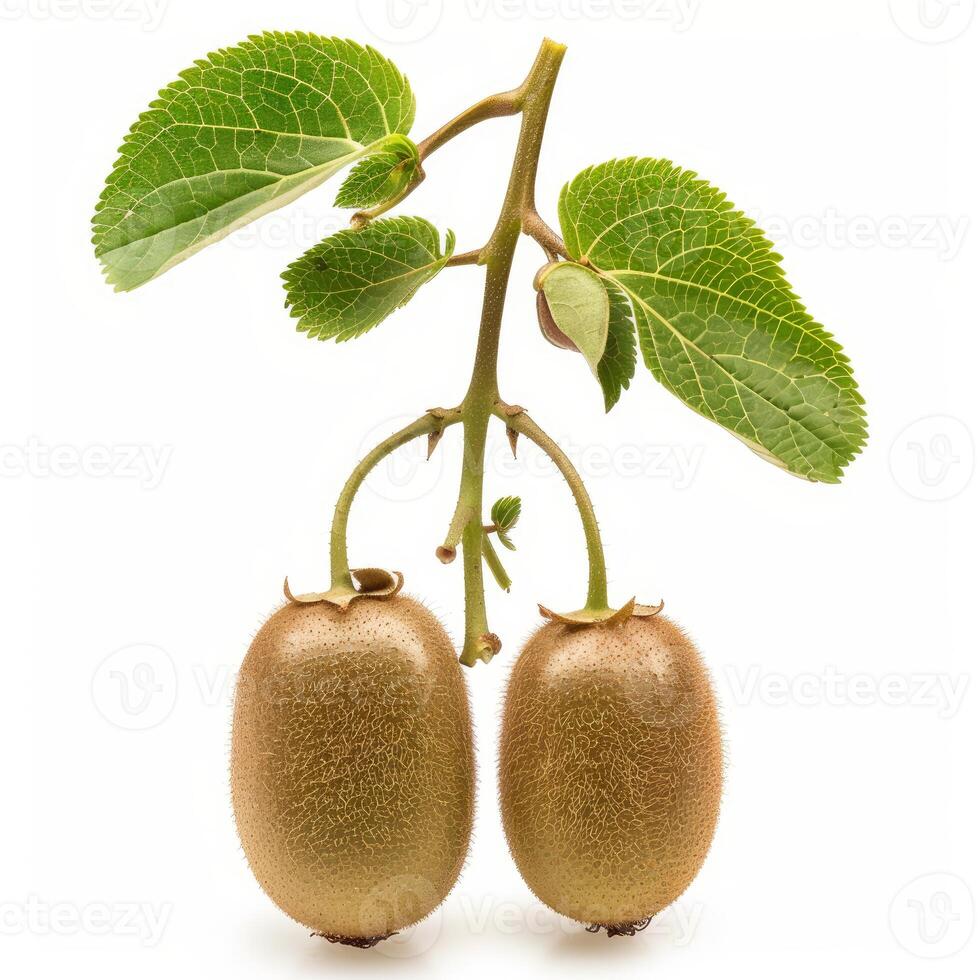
(498, 614), (722, 932)
(231, 596), (474, 944)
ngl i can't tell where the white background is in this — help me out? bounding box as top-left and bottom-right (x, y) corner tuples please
(3, 0), (979, 976)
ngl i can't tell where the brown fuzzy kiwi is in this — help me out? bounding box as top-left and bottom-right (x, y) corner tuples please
(231, 596), (474, 942)
(498, 614), (722, 932)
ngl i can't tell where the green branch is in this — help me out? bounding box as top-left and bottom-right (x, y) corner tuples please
(450, 39), (567, 667)
(492, 404), (609, 614)
(330, 408), (462, 591)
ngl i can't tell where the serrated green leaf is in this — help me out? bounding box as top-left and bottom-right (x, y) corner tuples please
(558, 158), (866, 483)
(283, 216), (454, 341)
(597, 279), (637, 412)
(491, 495), (521, 531)
(540, 263), (609, 376)
(93, 32), (415, 291)
(335, 134), (420, 209)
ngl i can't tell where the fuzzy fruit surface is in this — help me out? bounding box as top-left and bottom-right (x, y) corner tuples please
(499, 615), (722, 928)
(231, 597), (474, 939)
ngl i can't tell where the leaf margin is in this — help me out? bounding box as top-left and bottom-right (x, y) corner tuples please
(92, 31), (416, 292)
(282, 215), (456, 343)
(558, 156), (867, 483)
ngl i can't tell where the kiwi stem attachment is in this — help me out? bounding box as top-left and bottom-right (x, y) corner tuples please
(329, 408), (462, 592)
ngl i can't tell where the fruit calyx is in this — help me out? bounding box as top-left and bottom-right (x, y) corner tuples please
(283, 567), (404, 610)
(537, 596), (665, 626)
(585, 917), (653, 938)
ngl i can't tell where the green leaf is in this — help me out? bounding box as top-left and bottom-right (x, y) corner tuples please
(93, 33), (415, 291)
(597, 279), (637, 412)
(335, 134), (420, 209)
(496, 530), (517, 552)
(558, 158), (866, 483)
(491, 495), (521, 532)
(539, 263), (610, 376)
(283, 216), (454, 341)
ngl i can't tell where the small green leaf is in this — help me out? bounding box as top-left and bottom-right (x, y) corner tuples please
(283, 216), (454, 341)
(558, 158), (866, 482)
(93, 33), (415, 291)
(496, 529), (517, 552)
(335, 135), (420, 209)
(491, 495), (521, 532)
(597, 279), (637, 412)
(539, 263), (610, 376)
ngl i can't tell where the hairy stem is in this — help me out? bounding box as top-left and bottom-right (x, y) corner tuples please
(351, 86), (526, 227)
(523, 209), (569, 260)
(446, 248), (483, 267)
(330, 409), (462, 591)
(451, 39), (567, 667)
(493, 405), (609, 613)
(417, 89), (526, 160)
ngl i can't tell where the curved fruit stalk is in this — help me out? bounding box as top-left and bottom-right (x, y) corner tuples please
(231, 596), (474, 944)
(498, 614), (722, 933)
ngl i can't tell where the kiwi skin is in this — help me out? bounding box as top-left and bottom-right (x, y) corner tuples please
(499, 614), (722, 931)
(231, 596), (474, 942)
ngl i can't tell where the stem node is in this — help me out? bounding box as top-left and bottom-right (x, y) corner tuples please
(445, 40), (567, 664)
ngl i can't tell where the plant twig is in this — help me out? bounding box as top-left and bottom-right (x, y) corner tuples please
(417, 89), (525, 160)
(342, 40), (610, 660)
(523, 209), (569, 260)
(448, 39), (567, 667)
(491, 403), (610, 614)
(330, 408), (463, 592)
(351, 83), (527, 227)
(447, 248), (484, 267)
